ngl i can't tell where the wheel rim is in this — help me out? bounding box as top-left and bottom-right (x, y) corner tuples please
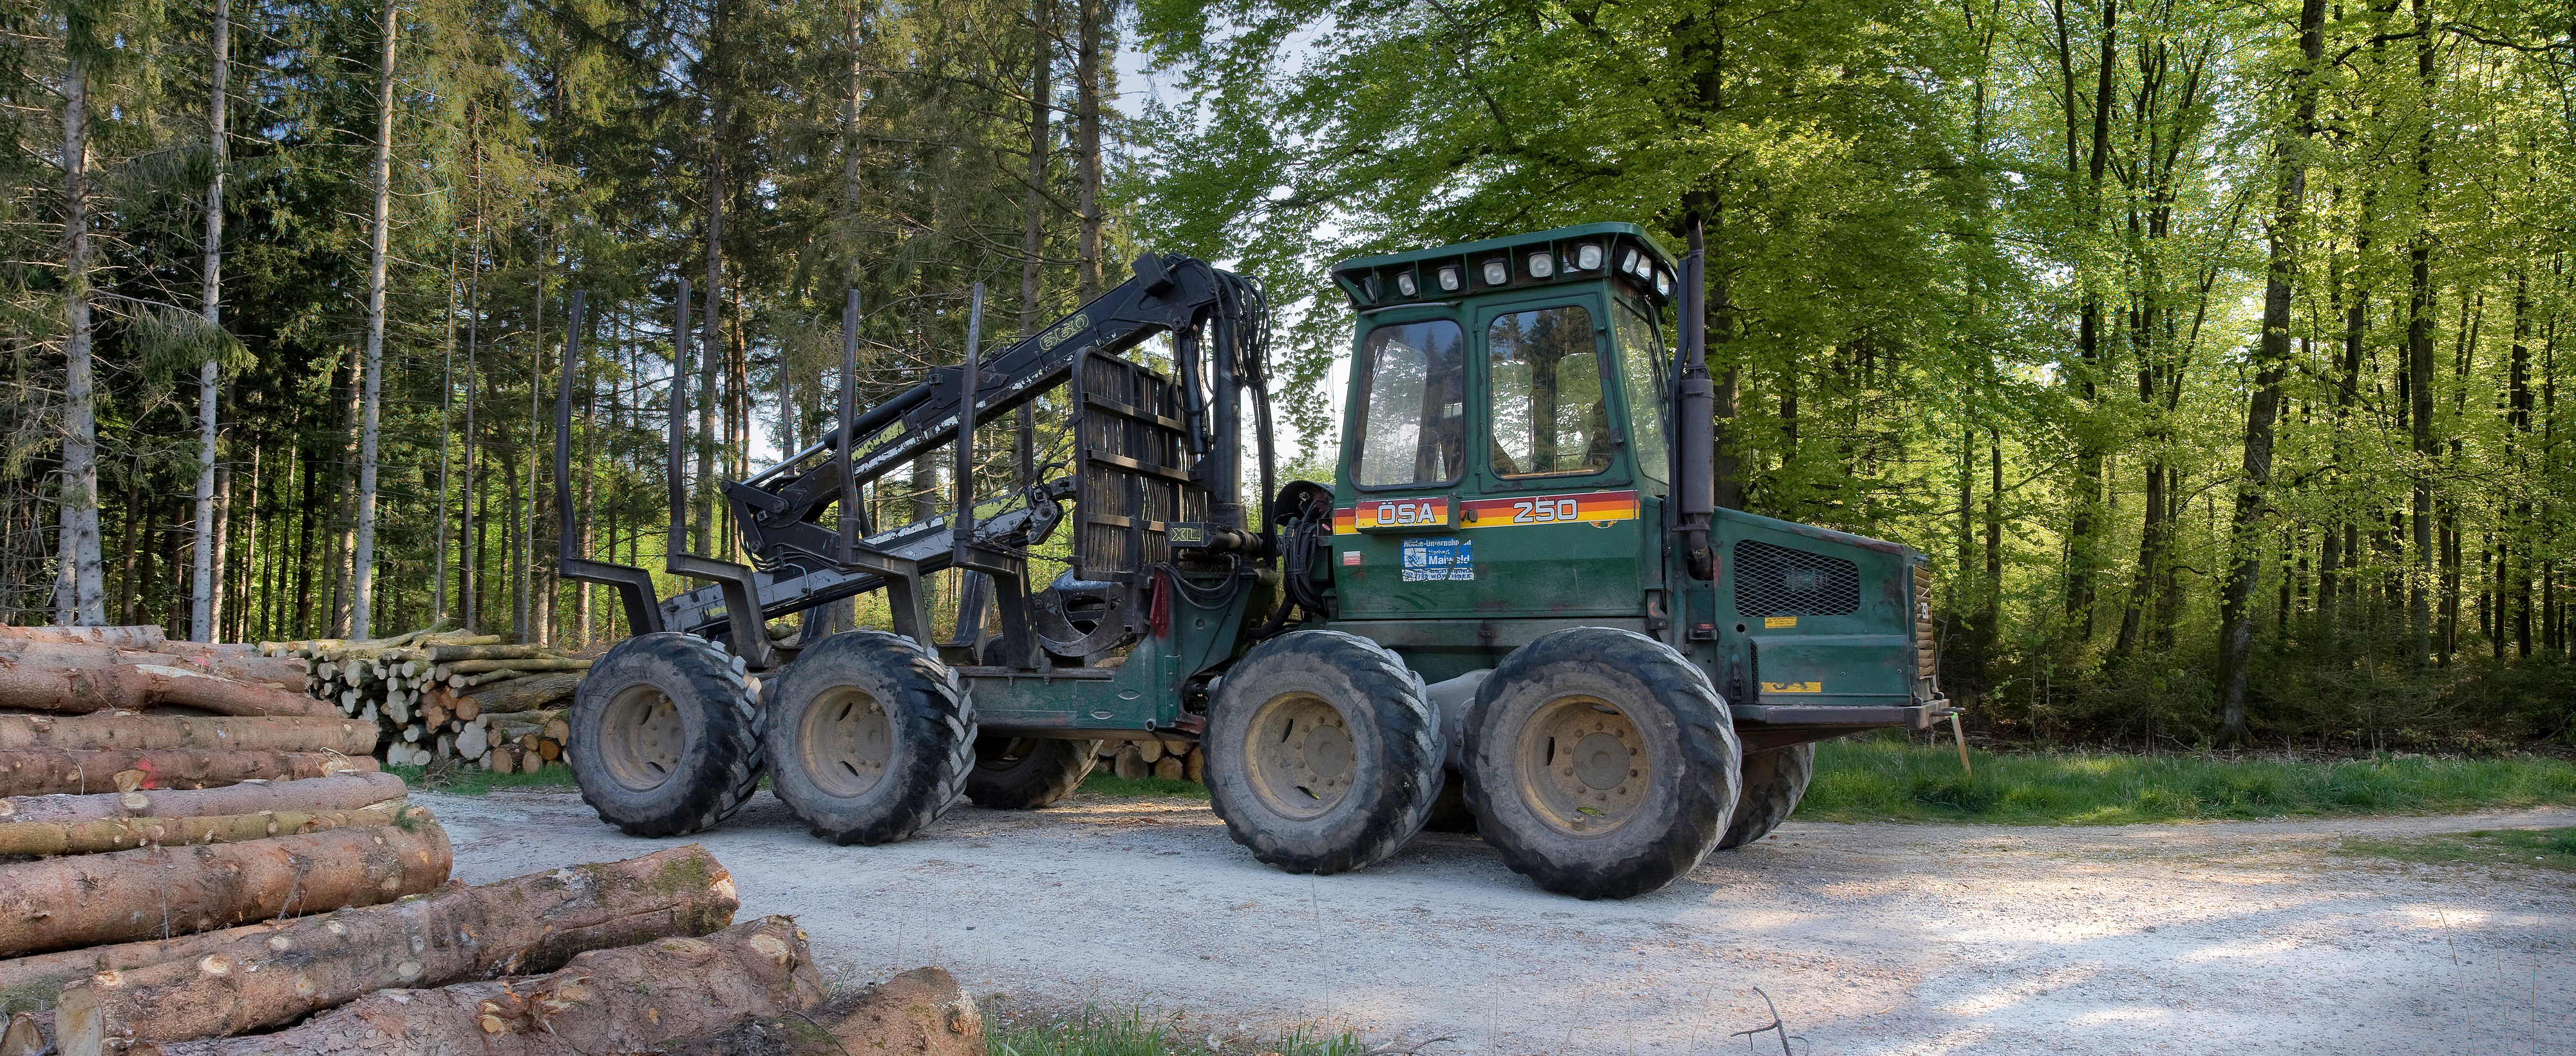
(1242, 692), (1356, 818)
(800, 686), (894, 797)
(1515, 695), (1651, 836)
(599, 684), (687, 792)
(975, 737), (1042, 774)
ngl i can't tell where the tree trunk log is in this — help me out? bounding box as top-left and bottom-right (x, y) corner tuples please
(424, 645), (558, 662)
(460, 672), (581, 715)
(0, 773), (405, 825)
(0, 715), (375, 755)
(50, 844), (736, 1053)
(0, 750), (375, 797)
(433, 657), (589, 679)
(109, 916), (816, 1056)
(0, 806), (448, 957)
(0, 642), (332, 718)
(0, 799), (406, 857)
(0, 627), (164, 650)
(1, 1012), (43, 1056)
(650, 966), (983, 1056)
(118, 651), (307, 690)
(3, 921), (278, 1010)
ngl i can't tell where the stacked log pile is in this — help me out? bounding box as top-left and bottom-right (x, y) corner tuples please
(1096, 737), (1206, 784)
(0, 839), (981, 1056)
(0, 772), (450, 1024)
(0, 840), (746, 1056)
(263, 629), (589, 771)
(0, 625), (374, 802)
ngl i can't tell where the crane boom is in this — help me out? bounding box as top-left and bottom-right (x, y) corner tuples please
(558, 252), (1270, 661)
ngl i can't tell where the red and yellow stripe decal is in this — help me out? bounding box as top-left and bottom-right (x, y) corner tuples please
(1334, 490), (1640, 534)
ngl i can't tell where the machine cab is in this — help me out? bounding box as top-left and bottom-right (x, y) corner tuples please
(1320, 223), (1683, 679)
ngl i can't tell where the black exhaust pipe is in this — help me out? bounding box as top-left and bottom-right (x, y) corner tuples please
(1676, 217), (1715, 580)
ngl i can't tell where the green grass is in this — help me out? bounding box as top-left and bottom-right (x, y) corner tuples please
(387, 762), (581, 797)
(1795, 736), (2576, 825)
(2336, 827), (2576, 871)
(1077, 770), (1210, 800)
(990, 1007), (1374, 1056)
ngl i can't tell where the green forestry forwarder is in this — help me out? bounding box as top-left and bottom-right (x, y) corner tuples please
(547, 220), (1950, 900)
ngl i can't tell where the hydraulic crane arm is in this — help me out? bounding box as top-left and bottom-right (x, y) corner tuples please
(725, 252), (1264, 576)
(560, 251), (1271, 666)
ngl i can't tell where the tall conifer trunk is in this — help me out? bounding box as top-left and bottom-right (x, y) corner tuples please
(191, 0), (232, 640)
(1074, 0), (1102, 299)
(56, 33), (104, 626)
(350, 0), (397, 639)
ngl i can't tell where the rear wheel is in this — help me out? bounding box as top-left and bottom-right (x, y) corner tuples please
(567, 633), (764, 837)
(763, 631), (975, 845)
(1464, 627), (1740, 900)
(1717, 743), (1814, 849)
(1205, 630), (1441, 874)
(965, 736), (1100, 809)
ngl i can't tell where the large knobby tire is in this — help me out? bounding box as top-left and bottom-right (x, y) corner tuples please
(762, 630), (975, 845)
(568, 632), (766, 838)
(1463, 627), (1742, 900)
(1718, 743), (1815, 850)
(966, 736), (1100, 809)
(1204, 630), (1441, 874)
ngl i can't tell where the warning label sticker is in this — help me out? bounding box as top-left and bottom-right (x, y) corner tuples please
(1401, 537), (1473, 581)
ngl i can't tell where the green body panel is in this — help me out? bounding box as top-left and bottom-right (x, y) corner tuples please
(1315, 222), (1933, 717)
(968, 574), (1271, 733)
(1705, 507), (1923, 708)
(1331, 285), (1662, 621)
(965, 222), (1934, 740)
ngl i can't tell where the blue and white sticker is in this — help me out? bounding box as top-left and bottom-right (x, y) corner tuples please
(1400, 537), (1473, 581)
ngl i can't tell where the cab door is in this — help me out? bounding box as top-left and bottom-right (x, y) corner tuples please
(1455, 294), (1654, 619)
(1331, 314), (1475, 619)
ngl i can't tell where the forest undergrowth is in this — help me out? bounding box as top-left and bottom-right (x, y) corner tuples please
(1799, 733), (2576, 825)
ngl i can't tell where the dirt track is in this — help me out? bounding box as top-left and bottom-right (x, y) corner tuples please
(421, 786), (2576, 1055)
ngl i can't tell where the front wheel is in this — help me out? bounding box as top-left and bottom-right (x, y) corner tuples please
(567, 633), (765, 837)
(1464, 627), (1741, 900)
(763, 631), (975, 845)
(1204, 630), (1441, 874)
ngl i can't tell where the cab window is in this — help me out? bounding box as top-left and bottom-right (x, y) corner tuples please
(1486, 306), (1609, 478)
(1614, 301), (1669, 487)
(1352, 320), (1468, 487)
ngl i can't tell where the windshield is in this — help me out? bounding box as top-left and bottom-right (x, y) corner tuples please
(1352, 320), (1468, 487)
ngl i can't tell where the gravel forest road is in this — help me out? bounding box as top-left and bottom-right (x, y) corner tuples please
(420, 787), (2575, 1055)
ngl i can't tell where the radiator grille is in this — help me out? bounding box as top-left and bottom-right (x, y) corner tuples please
(1732, 540), (1860, 618)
